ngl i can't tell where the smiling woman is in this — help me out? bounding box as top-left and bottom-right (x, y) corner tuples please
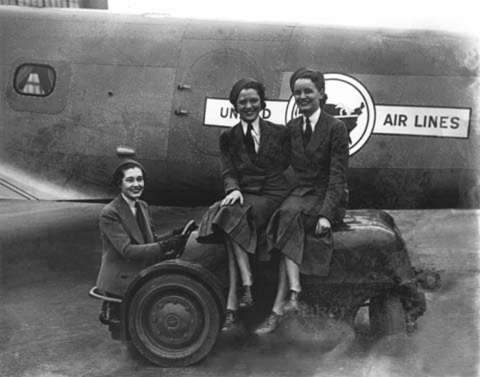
(235, 88), (264, 123)
(96, 159), (186, 297)
(118, 166), (144, 201)
(258, 68), (350, 334)
(292, 78), (325, 117)
(197, 78), (291, 331)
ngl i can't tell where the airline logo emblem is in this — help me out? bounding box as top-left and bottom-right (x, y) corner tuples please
(285, 73), (375, 155)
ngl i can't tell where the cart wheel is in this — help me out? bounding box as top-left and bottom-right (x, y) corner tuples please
(128, 273), (221, 367)
(369, 295), (406, 336)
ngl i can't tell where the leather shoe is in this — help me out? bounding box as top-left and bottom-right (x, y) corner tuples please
(222, 310), (238, 332)
(283, 290), (300, 314)
(239, 285), (254, 308)
(254, 312), (283, 335)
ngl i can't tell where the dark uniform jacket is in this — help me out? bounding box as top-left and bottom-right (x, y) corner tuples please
(266, 111), (349, 275)
(220, 118), (290, 195)
(96, 195), (161, 296)
(197, 119), (290, 257)
(288, 110), (349, 224)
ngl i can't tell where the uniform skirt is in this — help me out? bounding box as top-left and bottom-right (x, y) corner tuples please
(266, 194), (334, 276)
(197, 191), (286, 261)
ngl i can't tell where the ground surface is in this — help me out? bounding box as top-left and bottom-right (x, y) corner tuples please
(0, 201), (478, 377)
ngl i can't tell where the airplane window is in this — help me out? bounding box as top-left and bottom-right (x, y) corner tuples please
(14, 64), (55, 97)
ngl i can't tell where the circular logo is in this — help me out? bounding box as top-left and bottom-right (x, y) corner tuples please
(285, 73), (376, 156)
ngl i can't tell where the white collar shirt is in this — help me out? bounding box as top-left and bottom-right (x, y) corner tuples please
(303, 108), (321, 133)
(241, 117), (261, 153)
(121, 193), (138, 216)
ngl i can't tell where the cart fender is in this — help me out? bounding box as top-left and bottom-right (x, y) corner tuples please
(121, 259), (226, 338)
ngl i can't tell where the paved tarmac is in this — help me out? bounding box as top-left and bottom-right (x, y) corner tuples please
(0, 201), (478, 377)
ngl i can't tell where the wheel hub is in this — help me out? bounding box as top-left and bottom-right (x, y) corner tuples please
(146, 295), (203, 348)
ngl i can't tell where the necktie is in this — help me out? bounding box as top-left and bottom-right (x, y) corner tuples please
(135, 201), (148, 243)
(303, 117), (312, 147)
(244, 122), (256, 161)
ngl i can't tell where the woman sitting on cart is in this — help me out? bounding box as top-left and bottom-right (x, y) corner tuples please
(255, 68), (350, 334)
(197, 78), (290, 331)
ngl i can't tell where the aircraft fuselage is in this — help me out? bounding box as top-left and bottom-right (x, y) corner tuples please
(0, 6), (478, 208)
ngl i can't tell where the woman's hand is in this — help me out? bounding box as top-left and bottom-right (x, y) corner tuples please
(221, 190), (244, 206)
(315, 216), (331, 236)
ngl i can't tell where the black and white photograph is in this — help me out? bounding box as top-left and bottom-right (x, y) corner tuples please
(0, 0), (478, 376)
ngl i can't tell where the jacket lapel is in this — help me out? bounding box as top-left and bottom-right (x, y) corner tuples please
(233, 122), (248, 157)
(113, 195), (144, 244)
(291, 117), (307, 155)
(137, 201), (154, 242)
(256, 118), (269, 160)
(234, 121), (258, 166)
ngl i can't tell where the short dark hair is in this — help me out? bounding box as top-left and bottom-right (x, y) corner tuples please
(289, 67), (325, 92)
(229, 78), (266, 111)
(289, 67), (327, 107)
(112, 159), (146, 187)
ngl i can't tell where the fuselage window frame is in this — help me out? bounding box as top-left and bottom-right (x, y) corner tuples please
(13, 63), (56, 98)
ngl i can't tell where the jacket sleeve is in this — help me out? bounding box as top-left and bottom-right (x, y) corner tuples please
(219, 131), (240, 194)
(99, 210), (164, 261)
(143, 203), (155, 238)
(314, 121), (349, 222)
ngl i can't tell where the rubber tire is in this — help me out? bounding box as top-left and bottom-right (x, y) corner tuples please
(128, 273), (221, 367)
(369, 295), (406, 337)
